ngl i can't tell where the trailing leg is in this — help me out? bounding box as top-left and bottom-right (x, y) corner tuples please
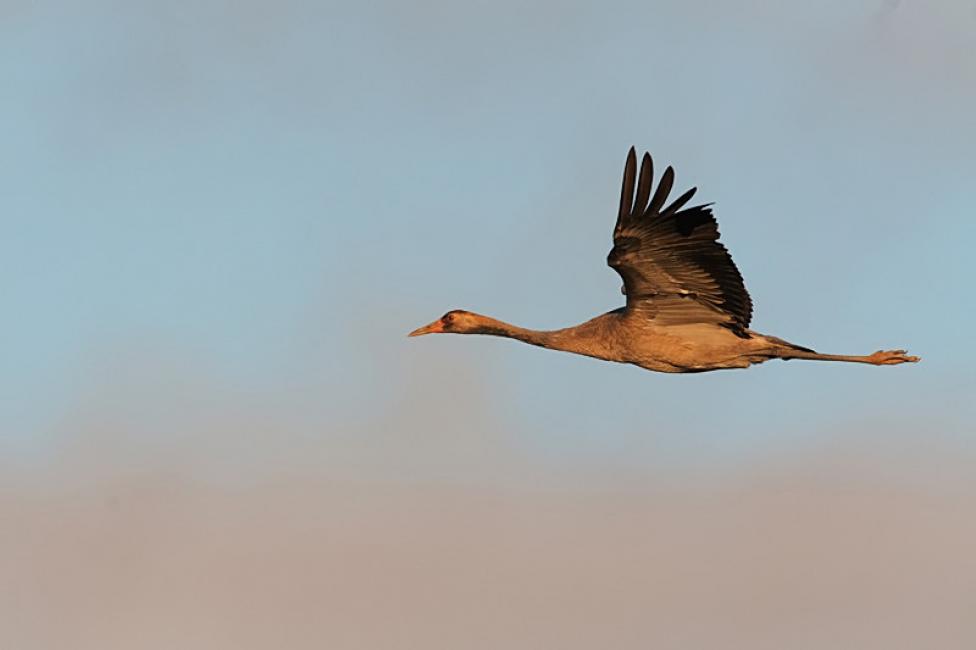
(778, 348), (920, 366)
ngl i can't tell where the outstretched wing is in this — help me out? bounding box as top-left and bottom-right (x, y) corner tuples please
(608, 147), (753, 333)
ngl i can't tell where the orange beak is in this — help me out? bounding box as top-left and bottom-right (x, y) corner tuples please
(407, 319), (445, 337)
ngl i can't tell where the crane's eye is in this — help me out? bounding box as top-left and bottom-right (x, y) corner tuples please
(442, 312), (455, 323)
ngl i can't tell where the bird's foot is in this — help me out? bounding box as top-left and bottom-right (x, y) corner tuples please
(867, 349), (920, 365)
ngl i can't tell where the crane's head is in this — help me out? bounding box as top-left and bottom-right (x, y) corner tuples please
(408, 310), (484, 337)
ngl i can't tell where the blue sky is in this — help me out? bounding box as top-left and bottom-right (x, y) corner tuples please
(2, 0), (974, 471)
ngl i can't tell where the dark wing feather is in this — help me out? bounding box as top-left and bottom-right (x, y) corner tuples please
(617, 148), (637, 221)
(632, 152), (653, 215)
(608, 148), (753, 332)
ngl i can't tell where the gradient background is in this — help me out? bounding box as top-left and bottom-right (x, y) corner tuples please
(2, 1), (975, 648)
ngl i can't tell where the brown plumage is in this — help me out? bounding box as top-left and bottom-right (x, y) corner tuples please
(409, 148), (919, 372)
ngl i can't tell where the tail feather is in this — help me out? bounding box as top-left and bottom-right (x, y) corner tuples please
(761, 335), (815, 354)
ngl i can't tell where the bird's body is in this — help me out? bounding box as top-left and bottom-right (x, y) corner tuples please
(410, 148), (919, 372)
(430, 309), (838, 373)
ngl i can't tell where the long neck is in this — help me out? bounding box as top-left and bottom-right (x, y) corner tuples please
(472, 316), (571, 350)
(469, 313), (622, 359)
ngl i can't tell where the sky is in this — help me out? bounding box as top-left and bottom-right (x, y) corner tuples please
(1, 1), (975, 648)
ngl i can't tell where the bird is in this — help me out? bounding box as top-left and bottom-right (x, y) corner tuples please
(408, 147), (919, 373)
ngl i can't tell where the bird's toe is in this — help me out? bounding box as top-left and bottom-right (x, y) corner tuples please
(872, 349), (919, 365)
